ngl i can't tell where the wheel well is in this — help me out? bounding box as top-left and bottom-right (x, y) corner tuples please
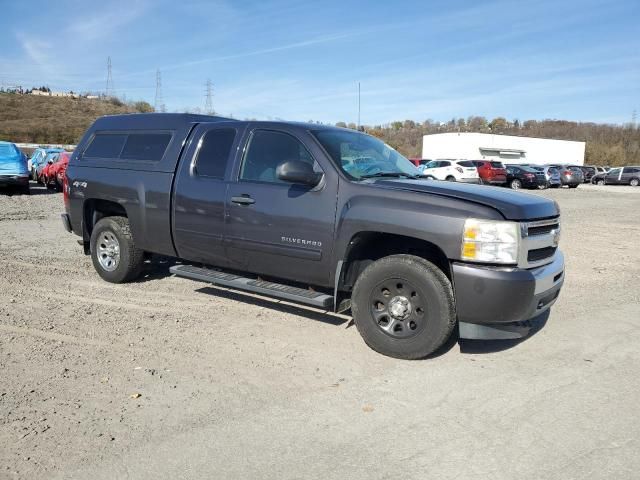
(340, 232), (451, 291)
(82, 199), (128, 250)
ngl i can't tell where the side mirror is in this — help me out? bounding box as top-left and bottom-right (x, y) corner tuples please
(276, 160), (322, 187)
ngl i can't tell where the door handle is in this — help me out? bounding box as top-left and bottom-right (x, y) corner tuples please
(231, 195), (255, 205)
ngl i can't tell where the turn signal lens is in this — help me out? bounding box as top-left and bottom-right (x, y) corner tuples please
(461, 219), (519, 264)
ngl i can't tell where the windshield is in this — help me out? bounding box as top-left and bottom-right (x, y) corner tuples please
(311, 129), (420, 179)
(520, 166), (538, 173)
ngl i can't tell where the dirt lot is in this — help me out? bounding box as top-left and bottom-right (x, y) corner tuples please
(1, 182), (639, 479)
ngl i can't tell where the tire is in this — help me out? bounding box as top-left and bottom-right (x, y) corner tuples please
(20, 185), (30, 195)
(630, 178), (639, 187)
(445, 175), (456, 182)
(569, 184), (578, 188)
(424, 175), (436, 180)
(351, 255), (456, 360)
(509, 179), (521, 190)
(596, 179), (605, 186)
(90, 216), (145, 283)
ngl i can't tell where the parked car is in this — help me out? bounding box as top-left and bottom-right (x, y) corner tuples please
(531, 166), (562, 188)
(547, 164), (583, 188)
(42, 151), (72, 190)
(35, 151), (62, 184)
(579, 166), (597, 183)
(0, 141), (30, 195)
(61, 113), (564, 359)
(420, 159), (480, 183)
(471, 160), (507, 185)
(504, 165), (546, 189)
(29, 147), (63, 180)
(592, 166), (640, 186)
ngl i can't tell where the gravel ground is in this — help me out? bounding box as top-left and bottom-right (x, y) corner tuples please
(1, 182), (639, 480)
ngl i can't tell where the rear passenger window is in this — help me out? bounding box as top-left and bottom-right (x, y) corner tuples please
(84, 134), (127, 158)
(195, 129), (236, 178)
(121, 133), (172, 161)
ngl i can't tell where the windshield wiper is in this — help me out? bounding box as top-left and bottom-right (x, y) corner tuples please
(359, 172), (421, 180)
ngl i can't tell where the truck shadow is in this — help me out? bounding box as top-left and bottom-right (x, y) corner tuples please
(458, 310), (550, 354)
(136, 255), (550, 356)
(195, 285), (349, 326)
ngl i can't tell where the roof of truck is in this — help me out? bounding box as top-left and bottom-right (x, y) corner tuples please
(89, 113), (347, 132)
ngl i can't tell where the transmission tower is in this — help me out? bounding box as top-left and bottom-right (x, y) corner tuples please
(106, 56), (114, 97)
(204, 79), (215, 115)
(155, 69), (166, 113)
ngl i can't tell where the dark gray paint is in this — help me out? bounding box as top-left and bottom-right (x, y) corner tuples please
(66, 113), (561, 295)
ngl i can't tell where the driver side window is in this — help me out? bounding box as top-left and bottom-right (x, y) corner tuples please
(240, 130), (319, 183)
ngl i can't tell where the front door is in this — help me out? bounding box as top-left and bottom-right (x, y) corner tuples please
(225, 128), (338, 287)
(604, 168), (621, 185)
(173, 123), (243, 266)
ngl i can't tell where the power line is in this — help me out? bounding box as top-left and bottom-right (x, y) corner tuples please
(155, 69), (165, 113)
(106, 56), (114, 97)
(205, 79), (214, 115)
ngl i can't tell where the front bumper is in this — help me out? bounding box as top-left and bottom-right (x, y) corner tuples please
(0, 174), (29, 187)
(452, 251), (564, 334)
(458, 178), (481, 184)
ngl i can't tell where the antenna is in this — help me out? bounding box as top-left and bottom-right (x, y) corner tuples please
(205, 79), (214, 115)
(155, 69), (165, 113)
(106, 56), (114, 97)
(357, 82), (361, 129)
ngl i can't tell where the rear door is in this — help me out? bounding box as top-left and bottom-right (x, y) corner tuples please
(173, 123), (243, 266)
(225, 126), (339, 286)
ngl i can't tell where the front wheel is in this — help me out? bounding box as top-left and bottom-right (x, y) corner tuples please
(630, 178), (639, 187)
(90, 216), (145, 283)
(569, 184), (578, 188)
(445, 175), (456, 182)
(510, 179), (521, 190)
(351, 255), (456, 359)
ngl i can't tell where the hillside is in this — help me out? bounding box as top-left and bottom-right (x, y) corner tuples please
(0, 93), (153, 145)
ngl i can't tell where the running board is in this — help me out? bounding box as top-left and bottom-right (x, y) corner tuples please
(170, 265), (333, 309)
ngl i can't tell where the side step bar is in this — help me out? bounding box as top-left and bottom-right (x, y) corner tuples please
(170, 264), (334, 309)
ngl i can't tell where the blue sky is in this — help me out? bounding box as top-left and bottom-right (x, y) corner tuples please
(0, 0), (638, 124)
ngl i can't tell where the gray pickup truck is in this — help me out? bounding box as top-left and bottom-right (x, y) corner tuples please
(61, 113), (564, 359)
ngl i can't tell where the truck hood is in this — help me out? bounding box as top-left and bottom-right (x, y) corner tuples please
(373, 178), (559, 220)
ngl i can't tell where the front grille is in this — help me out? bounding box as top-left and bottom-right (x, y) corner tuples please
(528, 246), (557, 262)
(527, 222), (559, 236)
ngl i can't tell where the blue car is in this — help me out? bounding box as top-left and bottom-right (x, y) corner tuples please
(0, 141), (30, 194)
(29, 147), (63, 180)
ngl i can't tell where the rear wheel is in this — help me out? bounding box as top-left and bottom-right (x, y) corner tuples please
(630, 178), (639, 187)
(569, 184), (578, 188)
(351, 255), (456, 359)
(509, 179), (521, 190)
(596, 179), (605, 186)
(445, 175), (456, 182)
(90, 216), (145, 283)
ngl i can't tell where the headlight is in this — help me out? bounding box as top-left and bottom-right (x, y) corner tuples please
(461, 218), (519, 264)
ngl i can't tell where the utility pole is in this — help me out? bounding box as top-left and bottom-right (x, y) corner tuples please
(205, 79), (214, 115)
(155, 69), (165, 113)
(106, 56), (114, 98)
(357, 82), (361, 130)
(632, 109), (637, 127)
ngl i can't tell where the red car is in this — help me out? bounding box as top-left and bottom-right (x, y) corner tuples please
(408, 158), (432, 168)
(42, 151), (72, 190)
(472, 160), (507, 185)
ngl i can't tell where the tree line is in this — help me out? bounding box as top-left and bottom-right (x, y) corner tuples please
(336, 117), (640, 166)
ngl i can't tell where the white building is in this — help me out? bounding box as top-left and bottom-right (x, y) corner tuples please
(422, 132), (585, 166)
